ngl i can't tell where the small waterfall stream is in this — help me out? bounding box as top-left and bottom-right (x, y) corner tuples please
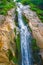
(17, 3), (33, 65)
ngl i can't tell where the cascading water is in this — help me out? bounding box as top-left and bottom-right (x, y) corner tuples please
(17, 3), (33, 65)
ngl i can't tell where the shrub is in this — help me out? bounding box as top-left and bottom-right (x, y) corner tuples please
(0, 1), (15, 15)
(14, 32), (21, 64)
(21, 0), (30, 5)
(32, 38), (40, 52)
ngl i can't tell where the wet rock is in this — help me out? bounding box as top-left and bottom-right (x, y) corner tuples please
(23, 5), (43, 59)
(0, 15), (5, 24)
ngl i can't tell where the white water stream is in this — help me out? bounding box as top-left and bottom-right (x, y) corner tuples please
(17, 3), (33, 65)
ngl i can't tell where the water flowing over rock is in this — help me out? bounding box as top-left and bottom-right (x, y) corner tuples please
(22, 5), (43, 59)
(17, 3), (33, 65)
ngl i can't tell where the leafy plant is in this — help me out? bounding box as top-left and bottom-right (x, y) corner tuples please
(31, 38), (43, 65)
(0, 0), (15, 15)
(21, 0), (43, 22)
(8, 49), (13, 61)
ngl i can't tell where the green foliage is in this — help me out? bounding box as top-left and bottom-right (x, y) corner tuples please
(22, 15), (28, 25)
(29, 3), (37, 11)
(30, 4), (43, 22)
(8, 49), (13, 61)
(15, 11), (19, 26)
(15, 33), (21, 57)
(12, 57), (18, 64)
(30, 0), (43, 10)
(31, 38), (43, 64)
(36, 9), (43, 22)
(0, 0), (15, 15)
(31, 6), (43, 22)
(21, 0), (43, 22)
(7, 49), (18, 64)
(29, 3), (43, 22)
(32, 39), (39, 52)
(20, 0), (43, 9)
(14, 10), (21, 64)
(14, 28), (16, 35)
(14, 32), (21, 64)
(21, 0), (31, 5)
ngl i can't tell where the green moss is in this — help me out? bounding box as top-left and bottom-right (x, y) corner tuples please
(29, 3), (43, 23)
(31, 38), (43, 64)
(22, 15), (28, 25)
(36, 9), (43, 22)
(14, 28), (16, 35)
(21, 0), (31, 5)
(12, 57), (18, 64)
(14, 32), (21, 64)
(7, 49), (13, 61)
(16, 33), (21, 54)
(22, 15), (32, 32)
(32, 38), (40, 52)
(21, 0), (43, 22)
(30, 3), (37, 11)
(7, 49), (18, 64)
(15, 11), (19, 26)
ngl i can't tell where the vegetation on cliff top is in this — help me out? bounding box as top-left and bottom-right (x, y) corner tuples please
(14, 28), (21, 65)
(21, 0), (43, 22)
(0, 0), (15, 15)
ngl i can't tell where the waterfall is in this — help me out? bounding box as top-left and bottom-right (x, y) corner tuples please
(17, 3), (33, 65)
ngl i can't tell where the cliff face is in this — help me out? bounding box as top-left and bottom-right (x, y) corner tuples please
(22, 6), (43, 59)
(0, 8), (16, 65)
